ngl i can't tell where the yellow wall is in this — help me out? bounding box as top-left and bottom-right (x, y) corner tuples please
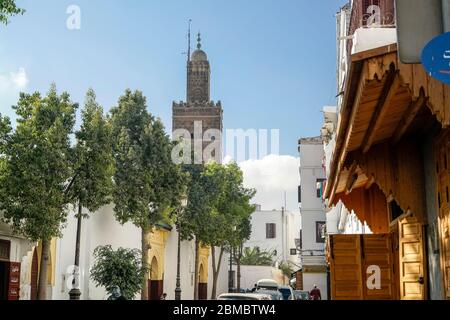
(27, 238), (57, 285)
(198, 245), (210, 283)
(147, 228), (170, 281)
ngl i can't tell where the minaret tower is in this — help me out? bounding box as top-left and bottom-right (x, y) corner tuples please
(172, 31), (223, 163)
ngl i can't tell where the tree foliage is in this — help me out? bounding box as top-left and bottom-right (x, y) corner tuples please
(110, 89), (186, 229)
(90, 245), (146, 300)
(240, 247), (275, 266)
(69, 88), (114, 213)
(0, 0), (24, 25)
(0, 84), (77, 241)
(279, 261), (295, 279)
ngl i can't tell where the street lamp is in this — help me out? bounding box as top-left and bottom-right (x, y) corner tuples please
(175, 197), (188, 300)
(228, 226), (237, 293)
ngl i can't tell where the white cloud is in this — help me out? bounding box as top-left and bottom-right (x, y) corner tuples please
(0, 67), (29, 112)
(238, 154), (300, 212)
(10, 68), (29, 88)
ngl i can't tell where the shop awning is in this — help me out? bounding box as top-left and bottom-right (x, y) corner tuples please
(326, 44), (450, 206)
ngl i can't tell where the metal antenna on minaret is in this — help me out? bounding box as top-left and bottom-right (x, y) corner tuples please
(187, 19), (192, 62)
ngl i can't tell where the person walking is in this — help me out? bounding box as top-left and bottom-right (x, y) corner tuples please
(309, 285), (321, 300)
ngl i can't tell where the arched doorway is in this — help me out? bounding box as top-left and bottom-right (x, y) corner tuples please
(30, 249), (38, 300)
(148, 257), (163, 300)
(198, 263), (207, 300)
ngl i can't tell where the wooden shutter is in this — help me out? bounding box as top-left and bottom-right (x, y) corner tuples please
(330, 234), (396, 300)
(435, 131), (450, 299)
(398, 216), (427, 300)
(361, 234), (396, 300)
(329, 235), (364, 300)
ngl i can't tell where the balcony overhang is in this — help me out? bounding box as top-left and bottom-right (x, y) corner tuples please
(326, 43), (449, 206)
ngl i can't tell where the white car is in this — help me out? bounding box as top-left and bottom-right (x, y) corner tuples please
(217, 293), (271, 300)
(256, 279), (279, 291)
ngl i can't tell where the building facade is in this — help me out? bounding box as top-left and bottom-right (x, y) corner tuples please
(238, 205), (301, 289)
(324, 0), (450, 300)
(298, 137), (328, 299)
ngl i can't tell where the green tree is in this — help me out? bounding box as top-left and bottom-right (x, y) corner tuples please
(110, 89), (186, 300)
(0, 0), (24, 25)
(180, 161), (255, 299)
(232, 217), (252, 291)
(204, 162), (255, 299)
(240, 247), (275, 266)
(90, 245), (146, 300)
(66, 89), (115, 298)
(179, 162), (208, 300)
(0, 85), (77, 299)
(279, 261), (294, 283)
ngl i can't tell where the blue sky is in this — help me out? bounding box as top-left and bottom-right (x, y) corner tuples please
(0, 0), (348, 157)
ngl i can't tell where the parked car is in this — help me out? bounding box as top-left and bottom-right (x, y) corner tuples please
(256, 279), (279, 291)
(278, 285), (295, 300)
(217, 293), (271, 300)
(294, 290), (311, 300)
(254, 289), (283, 301)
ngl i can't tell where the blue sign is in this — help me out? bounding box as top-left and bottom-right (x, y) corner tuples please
(421, 32), (450, 85)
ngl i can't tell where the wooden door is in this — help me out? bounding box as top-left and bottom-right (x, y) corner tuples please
(30, 249), (38, 300)
(441, 213), (450, 299)
(329, 234), (396, 300)
(7, 262), (20, 300)
(361, 234), (396, 300)
(198, 283), (207, 300)
(435, 131), (450, 299)
(329, 235), (364, 300)
(398, 216), (427, 300)
(148, 280), (163, 300)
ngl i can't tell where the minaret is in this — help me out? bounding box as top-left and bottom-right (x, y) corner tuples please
(187, 33), (211, 103)
(172, 31), (223, 164)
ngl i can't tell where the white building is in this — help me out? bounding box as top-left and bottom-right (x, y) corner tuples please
(238, 205), (301, 288)
(298, 136), (327, 299)
(3, 204), (229, 301)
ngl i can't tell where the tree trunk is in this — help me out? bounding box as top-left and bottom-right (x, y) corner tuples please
(210, 246), (224, 300)
(37, 239), (50, 300)
(74, 203), (82, 269)
(237, 244), (242, 291)
(141, 227), (151, 300)
(193, 238), (199, 300)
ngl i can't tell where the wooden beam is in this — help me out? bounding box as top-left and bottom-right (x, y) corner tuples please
(329, 66), (368, 204)
(365, 175), (375, 190)
(362, 71), (400, 154)
(392, 93), (426, 144)
(345, 162), (358, 195)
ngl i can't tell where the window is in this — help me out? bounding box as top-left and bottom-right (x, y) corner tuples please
(316, 221), (326, 243)
(316, 179), (326, 198)
(298, 185), (301, 203)
(0, 240), (10, 261)
(266, 223), (276, 239)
